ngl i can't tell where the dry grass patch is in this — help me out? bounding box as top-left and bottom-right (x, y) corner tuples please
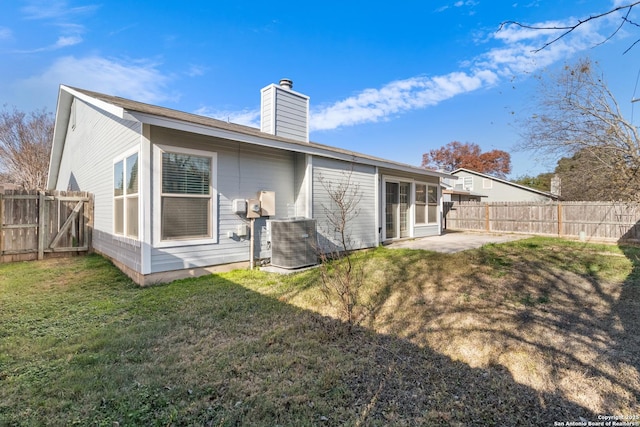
(254, 237), (640, 418)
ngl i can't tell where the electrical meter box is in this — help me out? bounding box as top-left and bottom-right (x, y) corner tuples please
(259, 191), (276, 217)
(246, 198), (261, 219)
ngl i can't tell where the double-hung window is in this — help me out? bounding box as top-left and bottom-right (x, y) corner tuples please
(157, 147), (217, 243)
(415, 184), (427, 224)
(114, 152), (139, 239)
(427, 185), (438, 223)
(415, 183), (438, 224)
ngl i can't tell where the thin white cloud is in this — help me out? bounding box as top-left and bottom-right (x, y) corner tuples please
(21, 0), (99, 20)
(13, 35), (84, 53)
(0, 27), (12, 40)
(310, 70), (498, 131)
(13, 1), (91, 54)
(19, 55), (175, 105)
(436, 0), (478, 13)
(307, 11), (613, 132)
(186, 64), (207, 77)
(54, 36), (82, 48)
(194, 107), (260, 128)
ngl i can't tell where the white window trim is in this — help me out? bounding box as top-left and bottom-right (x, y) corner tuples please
(113, 147), (140, 240)
(414, 182), (439, 225)
(382, 176), (415, 240)
(427, 184), (439, 225)
(482, 178), (493, 189)
(153, 144), (218, 248)
(415, 183), (427, 225)
(464, 176), (473, 191)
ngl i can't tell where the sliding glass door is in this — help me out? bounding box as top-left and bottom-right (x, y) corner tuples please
(385, 181), (411, 240)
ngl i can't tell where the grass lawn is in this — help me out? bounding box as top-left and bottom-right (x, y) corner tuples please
(1, 237), (639, 426)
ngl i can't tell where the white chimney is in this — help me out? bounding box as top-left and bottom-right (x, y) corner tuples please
(260, 79), (309, 142)
(550, 174), (561, 197)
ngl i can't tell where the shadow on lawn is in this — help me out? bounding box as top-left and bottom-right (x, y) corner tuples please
(364, 241), (640, 418)
(616, 242), (640, 400)
(164, 276), (594, 426)
(0, 254), (603, 426)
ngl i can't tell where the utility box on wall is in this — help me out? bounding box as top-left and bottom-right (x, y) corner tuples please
(259, 191), (276, 217)
(232, 199), (247, 215)
(246, 198), (261, 219)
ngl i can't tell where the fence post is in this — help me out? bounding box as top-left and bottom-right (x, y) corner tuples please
(485, 203), (490, 232)
(557, 202), (563, 236)
(37, 192), (46, 260)
(86, 193), (94, 252)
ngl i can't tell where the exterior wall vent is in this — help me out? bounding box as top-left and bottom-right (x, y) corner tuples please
(269, 218), (317, 269)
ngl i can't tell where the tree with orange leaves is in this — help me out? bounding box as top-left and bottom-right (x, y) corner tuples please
(421, 141), (511, 178)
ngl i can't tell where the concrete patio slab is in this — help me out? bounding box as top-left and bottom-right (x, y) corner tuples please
(385, 231), (532, 253)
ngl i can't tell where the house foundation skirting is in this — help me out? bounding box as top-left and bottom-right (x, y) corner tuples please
(95, 249), (250, 286)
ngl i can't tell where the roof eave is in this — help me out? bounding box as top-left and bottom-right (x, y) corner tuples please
(47, 85), (131, 190)
(47, 86), (72, 190)
(127, 110), (451, 179)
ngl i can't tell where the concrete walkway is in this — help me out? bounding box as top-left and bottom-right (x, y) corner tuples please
(385, 231), (531, 253)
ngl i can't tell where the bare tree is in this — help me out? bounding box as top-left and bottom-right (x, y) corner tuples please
(315, 168), (365, 328)
(501, 2), (640, 53)
(0, 106), (54, 191)
(518, 58), (640, 201)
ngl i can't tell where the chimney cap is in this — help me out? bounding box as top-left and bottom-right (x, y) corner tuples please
(279, 78), (293, 89)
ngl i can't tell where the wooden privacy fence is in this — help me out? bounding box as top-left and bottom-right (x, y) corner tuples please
(0, 190), (93, 263)
(445, 201), (640, 243)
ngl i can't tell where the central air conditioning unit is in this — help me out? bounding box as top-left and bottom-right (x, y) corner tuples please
(269, 218), (318, 269)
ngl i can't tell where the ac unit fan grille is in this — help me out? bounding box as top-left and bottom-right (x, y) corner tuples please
(270, 219), (318, 269)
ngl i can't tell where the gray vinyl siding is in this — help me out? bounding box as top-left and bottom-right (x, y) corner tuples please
(274, 89), (307, 141)
(414, 224), (440, 238)
(312, 157), (377, 251)
(149, 127), (296, 273)
(53, 99), (142, 272)
(454, 171), (553, 202)
(293, 152), (308, 218)
(260, 89), (274, 134)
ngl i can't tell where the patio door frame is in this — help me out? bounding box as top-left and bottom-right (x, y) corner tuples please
(382, 176), (414, 241)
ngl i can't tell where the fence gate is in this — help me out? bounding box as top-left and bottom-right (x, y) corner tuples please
(0, 190), (93, 263)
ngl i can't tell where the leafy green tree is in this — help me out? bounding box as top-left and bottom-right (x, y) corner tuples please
(512, 173), (554, 192)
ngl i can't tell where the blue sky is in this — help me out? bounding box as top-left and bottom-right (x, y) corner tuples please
(1, 0), (640, 178)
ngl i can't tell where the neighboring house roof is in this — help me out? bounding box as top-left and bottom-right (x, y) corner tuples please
(48, 85), (451, 189)
(440, 179), (485, 197)
(442, 188), (487, 197)
(451, 168), (558, 200)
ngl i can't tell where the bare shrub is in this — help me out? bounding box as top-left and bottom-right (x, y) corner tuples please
(315, 167), (366, 328)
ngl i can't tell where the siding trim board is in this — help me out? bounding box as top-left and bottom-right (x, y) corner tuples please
(140, 123), (152, 275)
